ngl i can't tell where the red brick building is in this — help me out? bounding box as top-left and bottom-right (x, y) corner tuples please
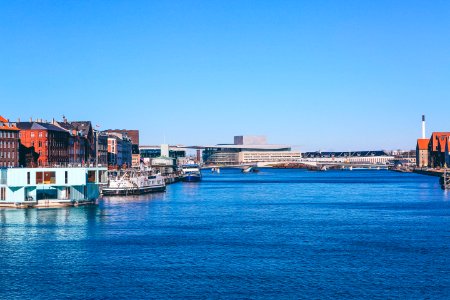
(0, 116), (20, 167)
(428, 132), (450, 168)
(17, 121), (70, 167)
(416, 138), (429, 168)
(71, 121), (95, 163)
(54, 120), (89, 164)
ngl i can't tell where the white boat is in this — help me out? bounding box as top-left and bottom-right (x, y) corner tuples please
(102, 170), (166, 196)
(242, 166), (259, 173)
(181, 164), (202, 182)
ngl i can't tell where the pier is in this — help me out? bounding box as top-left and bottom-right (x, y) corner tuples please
(441, 170), (450, 190)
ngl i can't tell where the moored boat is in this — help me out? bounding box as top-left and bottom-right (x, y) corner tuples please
(102, 170), (166, 196)
(181, 164), (202, 182)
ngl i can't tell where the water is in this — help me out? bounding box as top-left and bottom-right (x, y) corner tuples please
(1, 169), (450, 299)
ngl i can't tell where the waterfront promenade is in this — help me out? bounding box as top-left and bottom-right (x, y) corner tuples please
(1, 169), (450, 299)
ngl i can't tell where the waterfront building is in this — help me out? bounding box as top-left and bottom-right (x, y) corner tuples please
(302, 151), (394, 165)
(0, 166), (107, 207)
(149, 156), (176, 175)
(416, 139), (429, 167)
(17, 121), (70, 167)
(70, 121), (95, 161)
(0, 116), (20, 167)
(200, 136), (300, 165)
(107, 132), (132, 168)
(96, 131), (108, 166)
(107, 136), (118, 167)
(54, 120), (89, 165)
(106, 129), (140, 168)
(446, 138), (450, 167)
(140, 145), (187, 160)
(139, 145), (179, 174)
(428, 132), (450, 168)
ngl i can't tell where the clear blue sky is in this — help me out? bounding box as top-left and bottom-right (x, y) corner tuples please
(1, 1), (449, 151)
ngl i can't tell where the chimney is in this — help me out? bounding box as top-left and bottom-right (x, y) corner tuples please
(17, 118), (20, 122)
(422, 115), (426, 139)
(30, 117), (32, 122)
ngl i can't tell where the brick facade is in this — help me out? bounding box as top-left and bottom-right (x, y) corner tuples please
(0, 116), (20, 167)
(17, 122), (70, 167)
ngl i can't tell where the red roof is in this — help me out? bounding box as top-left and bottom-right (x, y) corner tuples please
(0, 115), (20, 131)
(417, 138), (429, 150)
(430, 132), (450, 151)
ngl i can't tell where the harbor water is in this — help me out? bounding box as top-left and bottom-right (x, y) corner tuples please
(1, 169), (450, 299)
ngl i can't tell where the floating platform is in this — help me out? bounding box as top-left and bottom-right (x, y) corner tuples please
(0, 167), (107, 208)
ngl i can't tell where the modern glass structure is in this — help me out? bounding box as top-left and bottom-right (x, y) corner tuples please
(139, 146), (186, 159)
(198, 136), (300, 165)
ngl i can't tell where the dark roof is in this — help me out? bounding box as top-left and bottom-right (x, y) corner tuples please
(16, 122), (67, 132)
(70, 121), (92, 136)
(55, 121), (76, 131)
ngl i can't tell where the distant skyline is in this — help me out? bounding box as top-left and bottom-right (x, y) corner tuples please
(1, 1), (449, 151)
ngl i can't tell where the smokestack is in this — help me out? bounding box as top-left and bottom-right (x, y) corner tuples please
(422, 115), (426, 139)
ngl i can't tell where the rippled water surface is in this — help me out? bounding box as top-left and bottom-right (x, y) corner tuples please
(2, 169), (450, 299)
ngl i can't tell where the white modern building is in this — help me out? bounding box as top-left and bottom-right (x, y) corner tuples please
(302, 151), (395, 165)
(0, 167), (107, 207)
(201, 135), (301, 165)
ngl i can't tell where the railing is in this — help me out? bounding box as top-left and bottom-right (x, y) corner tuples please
(9, 162), (108, 169)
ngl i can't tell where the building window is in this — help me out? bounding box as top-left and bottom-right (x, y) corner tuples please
(31, 132), (35, 138)
(27, 172), (30, 184)
(43, 172), (56, 184)
(65, 171), (68, 184)
(0, 187), (6, 200)
(87, 171), (96, 183)
(36, 172), (43, 184)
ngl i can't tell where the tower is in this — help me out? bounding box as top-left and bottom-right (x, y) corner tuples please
(422, 115), (426, 139)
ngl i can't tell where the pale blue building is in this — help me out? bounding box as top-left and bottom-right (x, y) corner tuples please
(0, 167), (107, 207)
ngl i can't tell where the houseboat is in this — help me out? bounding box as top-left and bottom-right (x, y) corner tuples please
(0, 167), (108, 208)
(102, 170), (166, 196)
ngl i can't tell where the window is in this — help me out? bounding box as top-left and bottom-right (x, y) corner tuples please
(36, 172), (43, 184)
(44, 172), (56, 184)
(31, 132), (35, 138)
(0, 187), (6, 200)
(27, 172), (30, 184)
(65, 171), (68, 184)
(87, 171), (96, 183)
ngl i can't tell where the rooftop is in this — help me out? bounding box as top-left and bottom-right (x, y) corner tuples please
(416, 138), (429, 150)
(188, 144), (292, 150)
(16, 122), (67, 132)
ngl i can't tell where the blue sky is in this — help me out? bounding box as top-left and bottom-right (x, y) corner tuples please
(1, 1), (449, 151)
